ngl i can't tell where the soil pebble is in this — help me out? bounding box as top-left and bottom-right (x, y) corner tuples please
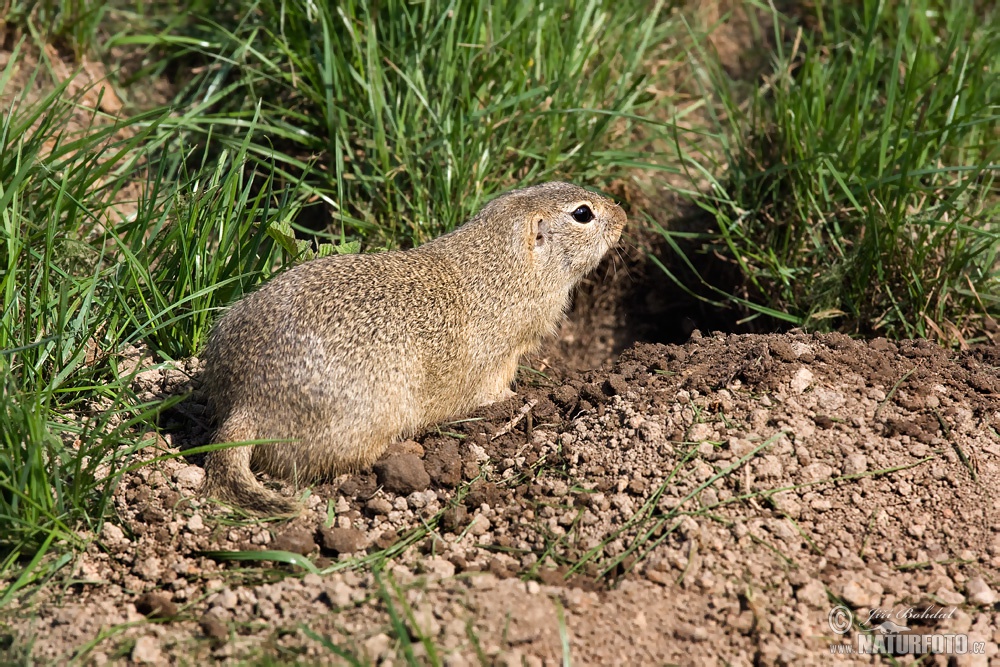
(319, 527), (367, 555)
(271, 527), (317, 555)
(373, 453), (431, 494)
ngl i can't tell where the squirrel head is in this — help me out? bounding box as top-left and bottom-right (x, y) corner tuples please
(479, 182), (627, 288)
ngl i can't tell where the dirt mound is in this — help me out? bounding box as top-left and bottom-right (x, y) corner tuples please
(5, 331), (1000, 665)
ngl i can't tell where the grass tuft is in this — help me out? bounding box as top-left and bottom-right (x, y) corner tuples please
(153, 0), (673, 245)
(0, 49), (317, 596)
(665, 0), (999, 343)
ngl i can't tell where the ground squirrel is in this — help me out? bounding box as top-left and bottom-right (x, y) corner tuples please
(200, 182), (626, 514)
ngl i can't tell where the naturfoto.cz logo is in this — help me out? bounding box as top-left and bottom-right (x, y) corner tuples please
(827, 605), (986, 656)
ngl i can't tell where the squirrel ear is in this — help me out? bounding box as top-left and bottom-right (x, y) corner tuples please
(533, 218), (549, 249)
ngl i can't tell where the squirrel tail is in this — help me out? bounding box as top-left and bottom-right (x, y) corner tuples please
(201, 417), (299, 516)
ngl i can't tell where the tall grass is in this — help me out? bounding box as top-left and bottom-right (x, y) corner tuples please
(1, 53), (154, 594)
(109, 114), (326, 359)
(149, 0), (673, 245)
(666, 0), (999, 343)
(0, 46), (317, 597)
(2, 0), (109, 56)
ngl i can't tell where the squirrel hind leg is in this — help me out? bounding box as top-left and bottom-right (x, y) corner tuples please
(200, 417), (300, 516)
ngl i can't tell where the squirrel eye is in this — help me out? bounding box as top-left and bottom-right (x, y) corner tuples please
(571, 205), (594, 223)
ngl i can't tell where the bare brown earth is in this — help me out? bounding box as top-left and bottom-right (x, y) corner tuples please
(5, 328), (1000, 666)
